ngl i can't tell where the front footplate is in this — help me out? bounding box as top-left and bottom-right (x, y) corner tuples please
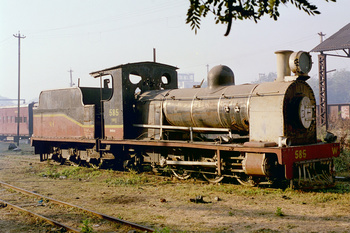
(291, 158), (335, 189)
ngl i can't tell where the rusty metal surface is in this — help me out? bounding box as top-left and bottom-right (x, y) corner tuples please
(242, 153), (268, 176)
(318, 54), (328, 128)
(34, 88), (95, 139)
(31, 136), (96, 144)
(311, 23), (350, 52)
(249, 80), (316, 145)
(281, 142), (340, 179)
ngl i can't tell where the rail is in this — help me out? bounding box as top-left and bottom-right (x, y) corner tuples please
(0, 181), (154, 232)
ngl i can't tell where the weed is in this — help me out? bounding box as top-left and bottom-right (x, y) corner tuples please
(105, 170), (150, 186)
(228, 211), (234, 216)
(253, 228), (280, 233)
(155, 227), (172, 233)
(80, 219), (95, 233)
(275, 207), (284, 216)
(38, 165), (60, 178)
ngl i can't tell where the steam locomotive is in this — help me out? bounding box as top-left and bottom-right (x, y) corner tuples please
(31, 50), (340, 189)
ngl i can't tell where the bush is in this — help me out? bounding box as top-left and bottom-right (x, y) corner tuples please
(334, 149), (350, 174)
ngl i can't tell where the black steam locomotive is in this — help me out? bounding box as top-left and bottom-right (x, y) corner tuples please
(31, 50), (340, 189)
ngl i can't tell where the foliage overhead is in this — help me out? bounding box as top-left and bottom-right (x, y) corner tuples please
(186, 0), (337, 36)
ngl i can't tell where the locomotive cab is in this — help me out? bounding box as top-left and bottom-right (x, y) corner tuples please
(89, 62), (178, 140)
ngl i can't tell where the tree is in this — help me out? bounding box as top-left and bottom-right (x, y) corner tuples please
(252, 72), (277, 83)
(308, 70), (350, 104)
(186, 0), (336, 36)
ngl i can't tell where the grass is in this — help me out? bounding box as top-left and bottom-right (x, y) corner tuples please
(154, 227), (172, 233)
(104, 169), (151, 186)
(80, 219), (95, 233)
(204, 183), (284, 196)
(3, 158), (350, 233)
(38, 165), (103, 179)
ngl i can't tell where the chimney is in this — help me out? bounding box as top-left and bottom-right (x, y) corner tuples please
(275, 50), (293, 82)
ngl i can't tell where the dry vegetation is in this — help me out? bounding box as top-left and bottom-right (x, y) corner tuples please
(0, 142), (349, 232)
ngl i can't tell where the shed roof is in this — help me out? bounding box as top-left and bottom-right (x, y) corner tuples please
(311, 23), (350, 52)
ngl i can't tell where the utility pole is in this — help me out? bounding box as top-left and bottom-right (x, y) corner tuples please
(68, 68), (74, 87)
(153, 48), (156, 62)
(318, 32), (326, 43)
(317, 31), (327, 129)
(13, 31), (26, 146)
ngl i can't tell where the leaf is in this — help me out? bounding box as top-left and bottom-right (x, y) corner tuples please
(186, 0), (336, 36)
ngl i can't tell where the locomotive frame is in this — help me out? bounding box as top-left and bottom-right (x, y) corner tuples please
(31, 51), (340, 189)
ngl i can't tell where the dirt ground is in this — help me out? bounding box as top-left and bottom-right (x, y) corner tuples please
(0, 142), (350, 233)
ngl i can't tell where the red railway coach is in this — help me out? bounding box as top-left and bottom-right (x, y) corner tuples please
(0, 103), (35, 141)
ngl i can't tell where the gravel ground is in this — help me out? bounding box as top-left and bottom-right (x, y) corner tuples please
(0, 142), (350, 233)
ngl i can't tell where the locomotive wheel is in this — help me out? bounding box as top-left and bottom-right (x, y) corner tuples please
(171, 169), (191, 180)
(69, 160), (81, 167)
(51, 158), (66, 165)
(236, 178), (254, 186)
(50, 154), (66, 165)
(236, 174), (260, 186)
(202, 173), (224, 183)
(69, 156), (85, 167)
(90, 159), (105, 169)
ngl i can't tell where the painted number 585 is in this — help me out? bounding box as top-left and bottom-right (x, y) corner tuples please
(295, 149), (307, 159)
(109, 109), (119, 117)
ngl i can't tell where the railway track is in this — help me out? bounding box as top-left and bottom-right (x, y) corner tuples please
(0, 181), (154, 232)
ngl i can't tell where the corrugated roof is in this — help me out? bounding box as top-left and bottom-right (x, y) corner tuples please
(311, 23), (350, 52)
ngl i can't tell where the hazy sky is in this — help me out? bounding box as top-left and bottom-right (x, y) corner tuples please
(1, 0), (349, 102)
